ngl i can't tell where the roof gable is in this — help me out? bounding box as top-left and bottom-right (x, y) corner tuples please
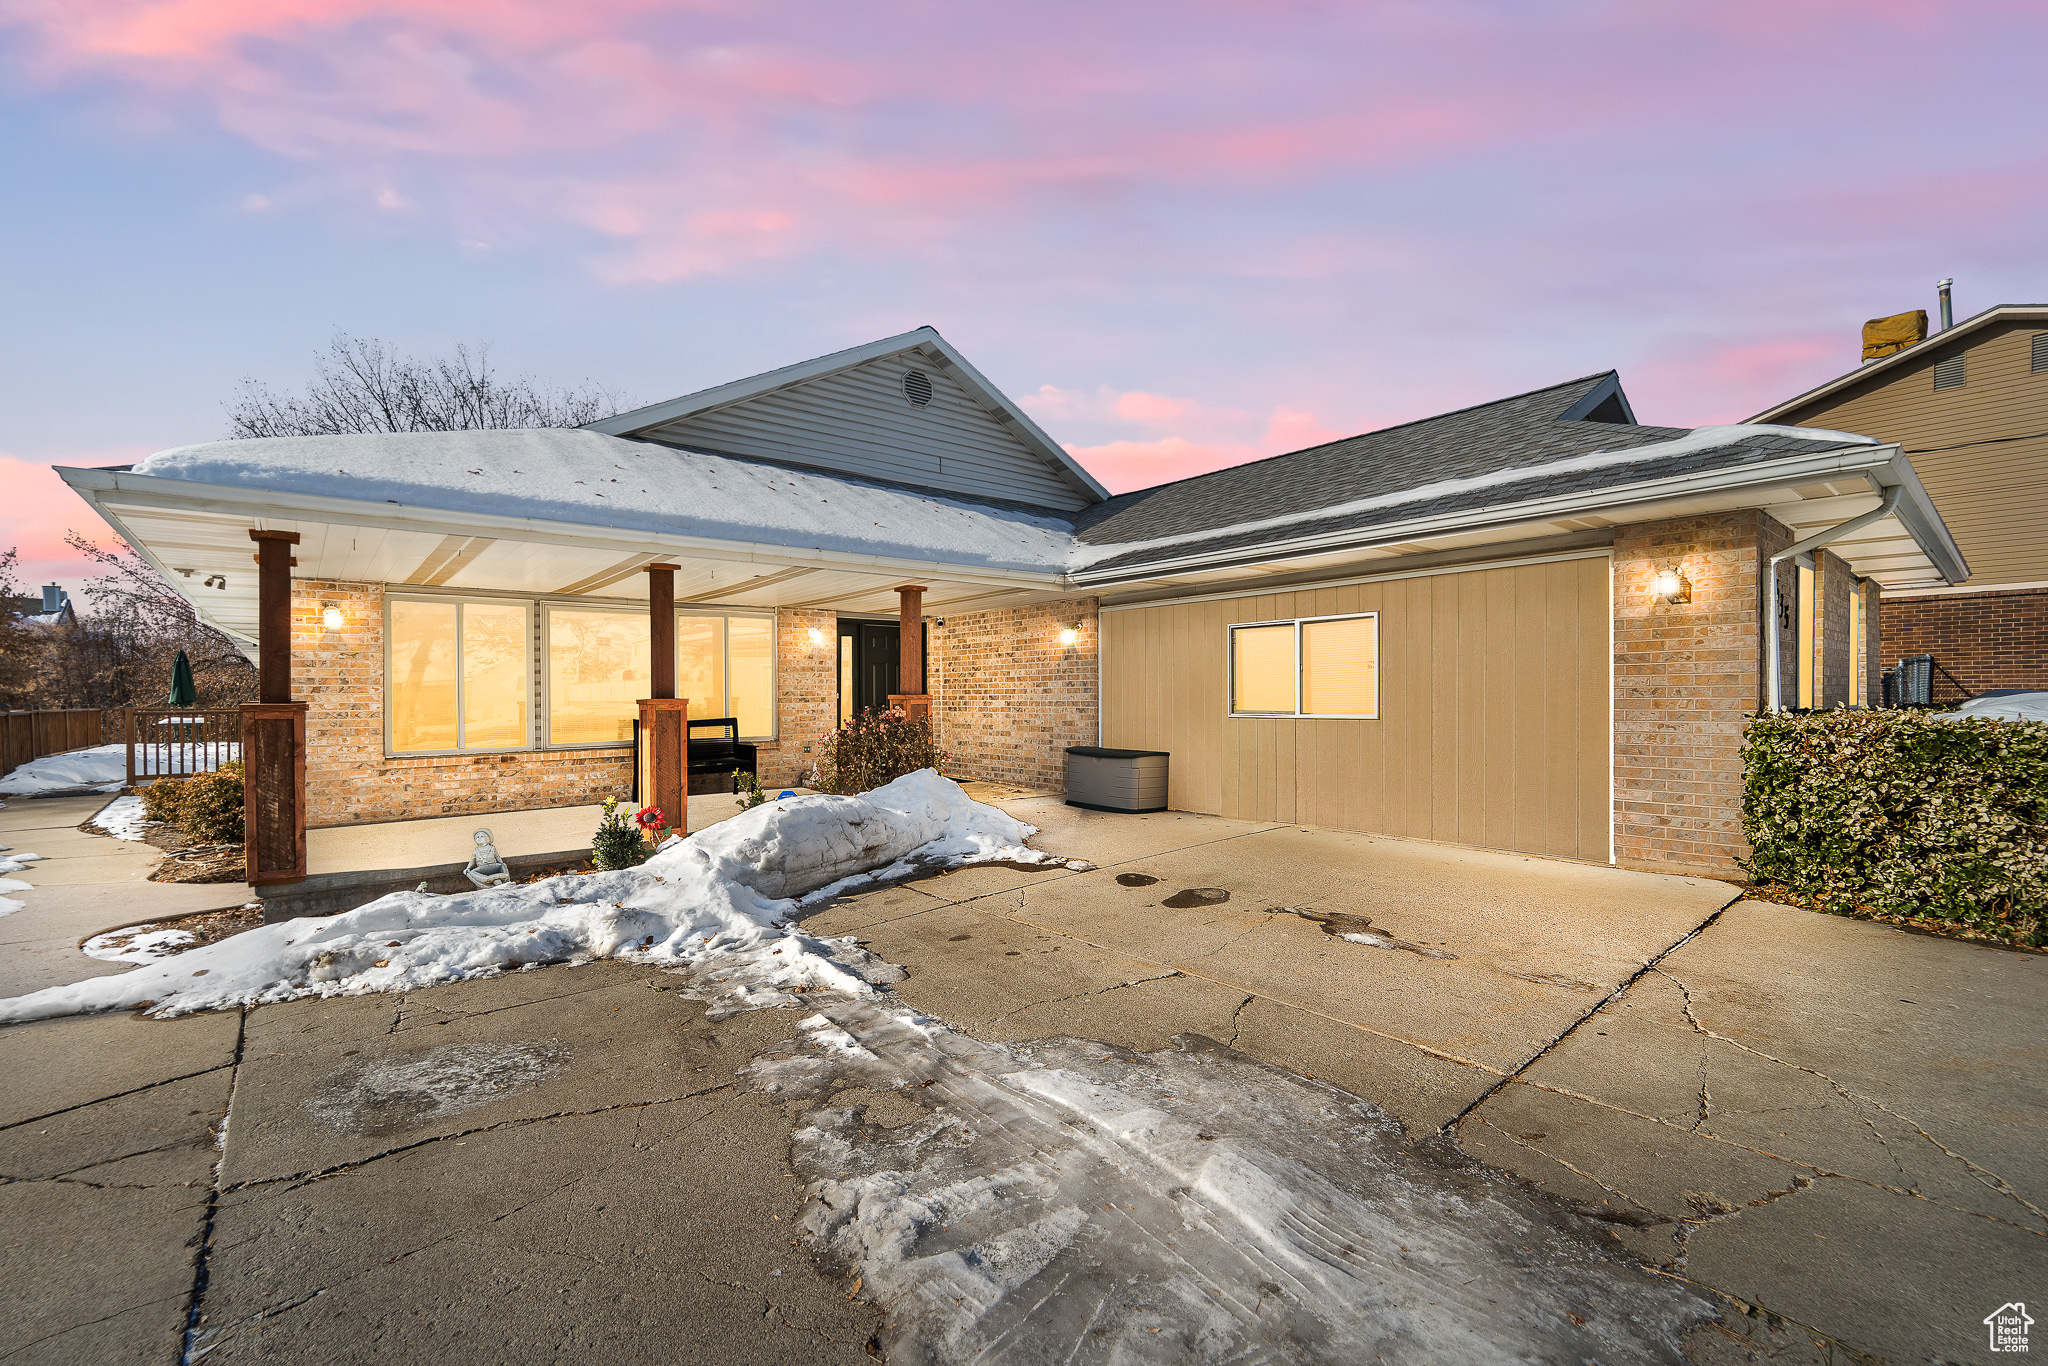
(1751, 304), (2048, 422)
(586, 328), (1107, 512)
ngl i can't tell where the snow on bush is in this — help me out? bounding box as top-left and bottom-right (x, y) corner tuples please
(0, 772), (1073, 1024)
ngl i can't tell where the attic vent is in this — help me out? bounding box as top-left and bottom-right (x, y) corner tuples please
(2032, 333), (2048, 373)
(1932, 354), (1966, 391)
(902, 370), (933, 408)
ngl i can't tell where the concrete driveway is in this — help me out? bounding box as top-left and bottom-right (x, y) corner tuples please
(1, 791), (2041, 1364)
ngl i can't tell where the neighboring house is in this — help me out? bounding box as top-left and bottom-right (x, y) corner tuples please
(1752, 304), (2048, 694)
(57, 327), (1965, 880)
(6, 585), (77, 629)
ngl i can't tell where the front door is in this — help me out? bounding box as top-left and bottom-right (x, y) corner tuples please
(839, 621), (899, 723)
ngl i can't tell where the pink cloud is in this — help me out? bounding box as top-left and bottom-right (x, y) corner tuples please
(0, 454), (145, 591)
(1026, 386), (1350, 493)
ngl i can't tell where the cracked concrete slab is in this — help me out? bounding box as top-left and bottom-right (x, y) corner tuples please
(0, 1009), (240, 1131)
(223, 964), (765, 1186)
(1461, 898), (2048, 1363)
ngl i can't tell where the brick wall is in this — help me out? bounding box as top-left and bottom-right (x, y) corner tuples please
(1612, 512), (1770, 874)
(929, 596), (1098, 793)
(294, 581), (835, 826)
(1879, 588), (2048, 693)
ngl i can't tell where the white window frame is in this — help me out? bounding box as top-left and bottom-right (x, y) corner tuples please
(384, 594), (537, 758)
(1226, 612), (1379, 719)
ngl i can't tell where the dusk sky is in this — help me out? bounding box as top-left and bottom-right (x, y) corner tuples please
(2, 0), (2041, 596)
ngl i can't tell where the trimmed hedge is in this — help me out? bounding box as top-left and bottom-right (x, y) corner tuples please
(810, 708), (946, 795)
(1742, 711), (2048, 945)
(137, 760), (246, 845)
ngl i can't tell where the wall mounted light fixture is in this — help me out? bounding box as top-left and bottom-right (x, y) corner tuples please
(807, 627), (826, 647)
(321, 602), (344, 632)
(1653, 567), (1692, 604)
(1058, 624), (1081, 648)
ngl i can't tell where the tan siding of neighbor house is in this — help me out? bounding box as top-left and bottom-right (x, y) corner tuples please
(1772, 320), (2048, 589)
(1100, 554), (1611, 863)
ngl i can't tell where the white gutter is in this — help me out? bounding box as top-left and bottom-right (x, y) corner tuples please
(1765, 484), (1901, 713)
(1074, 442), (1965, 588)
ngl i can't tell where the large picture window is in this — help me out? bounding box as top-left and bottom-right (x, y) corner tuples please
(677, 611), (775, 739)
(546, 607), (652, 747)
(387, 597), (533, 754)
(1228, 613), (1378, 719)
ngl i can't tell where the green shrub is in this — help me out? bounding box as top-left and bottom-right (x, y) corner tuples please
(735, 771), (768, 811)
(177, 761), (245, 844)
(139, 777), (186, 825)
(591, 796), (649, 871)
(137, 762), (245, 844)
(812, 708), (945, 795)
(1742, 710), (2048, 944)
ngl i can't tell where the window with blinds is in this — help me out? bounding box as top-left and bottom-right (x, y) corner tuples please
(1228, 613), (1379, 718)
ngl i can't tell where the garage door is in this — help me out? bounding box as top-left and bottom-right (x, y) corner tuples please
(1100, 552), (1611, 863)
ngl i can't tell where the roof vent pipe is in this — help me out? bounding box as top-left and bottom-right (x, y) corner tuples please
(1765, 484), (1902, 712)
(1937, 278), (1953, 331)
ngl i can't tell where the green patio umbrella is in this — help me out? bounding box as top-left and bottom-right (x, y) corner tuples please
(167, 650), (198, 708)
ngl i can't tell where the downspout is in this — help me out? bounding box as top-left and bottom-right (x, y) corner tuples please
(1765, 484), (1902, 712)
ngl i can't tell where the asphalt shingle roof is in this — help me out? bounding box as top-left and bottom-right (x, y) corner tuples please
(1071, 373), (1859, 576)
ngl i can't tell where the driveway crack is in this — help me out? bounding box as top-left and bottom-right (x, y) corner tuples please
(179, 1006), (246, 1366)
(1651, 965), (2041, 1227)
(985, 972), (1184, 1025)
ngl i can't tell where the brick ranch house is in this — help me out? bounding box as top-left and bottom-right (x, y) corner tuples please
(57, 328), (1965, 882)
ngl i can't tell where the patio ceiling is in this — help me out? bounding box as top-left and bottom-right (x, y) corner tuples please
(60, 467), (1068, 648)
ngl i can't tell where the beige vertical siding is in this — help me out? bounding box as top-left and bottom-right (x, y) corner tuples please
(1101, 554), (1611, 862)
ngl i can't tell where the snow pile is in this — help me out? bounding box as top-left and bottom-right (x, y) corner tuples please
(83, 925), (199, 964)
(85, 794), (156, 841)
(1941, 691), (2048, 724)
(0, 847), (36, 917)
(749, 1003), (1713, 1364)
(0, 743), (236, 796)
(0, 772), (1072, 1025)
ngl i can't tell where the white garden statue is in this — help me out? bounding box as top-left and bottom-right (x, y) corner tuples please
(464, 828), (511, 889)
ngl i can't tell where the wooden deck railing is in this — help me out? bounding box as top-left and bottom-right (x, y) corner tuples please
(125, 708), (242, 784)
(0, 709), (106, 778)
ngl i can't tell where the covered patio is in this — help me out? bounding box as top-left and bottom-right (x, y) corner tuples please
(59, 425), (1087, 911)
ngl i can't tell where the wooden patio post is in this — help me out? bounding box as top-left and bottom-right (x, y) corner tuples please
(636, 562), (689, 840)
(242, 529), (308, 886)
(887, 584), (932, 724)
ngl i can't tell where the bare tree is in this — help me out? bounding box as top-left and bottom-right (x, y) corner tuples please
(0, 548), (36, 706)
(26, 534), (257, 710)
(225, 333), (630, 438)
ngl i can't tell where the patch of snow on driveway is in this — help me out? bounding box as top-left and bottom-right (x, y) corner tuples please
(83, 925), (199, 964)
(748, 1004), (1712, 1365)
(0, 771), (1074, 1024)
(85, 794), (156, 841)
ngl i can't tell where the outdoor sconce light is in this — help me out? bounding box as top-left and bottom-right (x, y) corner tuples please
(807, 627), (826, 647)
(1059, 624), (1081, 648)
(1654, 567), (1692, 604)
(321, 602), (344, 632)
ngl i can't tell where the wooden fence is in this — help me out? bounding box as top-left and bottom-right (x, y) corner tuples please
(125, 708), (243, 784)
(0, 709), (105, 778)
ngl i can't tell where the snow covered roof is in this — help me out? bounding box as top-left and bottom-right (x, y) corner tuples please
(131, 428), (1077, 575)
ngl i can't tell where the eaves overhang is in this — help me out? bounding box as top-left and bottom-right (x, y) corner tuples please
(1070, 443), (1970, 590)
(55, 466), (1071, 594)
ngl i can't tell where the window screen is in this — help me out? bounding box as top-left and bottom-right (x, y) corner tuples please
(1300, 616), (1378, 716)
(1230, 624), (1296, 713)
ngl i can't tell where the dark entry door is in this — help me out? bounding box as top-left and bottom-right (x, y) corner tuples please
(847, 626), (897, 720)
